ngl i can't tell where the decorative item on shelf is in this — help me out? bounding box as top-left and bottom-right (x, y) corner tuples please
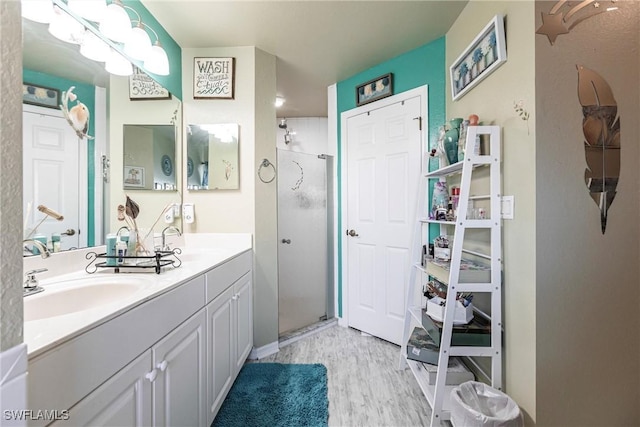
(450, 15), (507, 101)
(444, 118), (463, 165)
(429, 125), (448, 169)
(356, 73), (393, 106)
(430, 181), (449, 220)
(193, 57), (235, 99)
(577, 65), (620, 234)
(433, 235), (450, 261)
(60, 86), (93, 140)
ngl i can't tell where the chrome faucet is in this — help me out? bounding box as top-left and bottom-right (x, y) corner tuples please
(161, 226), (182, 251)
(24, 268), (47, 296)
(23, 238), (50, 259)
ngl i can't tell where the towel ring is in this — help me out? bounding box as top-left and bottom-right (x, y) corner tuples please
(258, 159), (276, 183)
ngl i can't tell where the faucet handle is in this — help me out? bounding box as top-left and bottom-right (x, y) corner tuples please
(25, 268), (48, 276)
(24, 268), (47, 289)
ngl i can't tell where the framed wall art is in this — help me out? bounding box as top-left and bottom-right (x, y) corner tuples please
(123, 166), (145, 188)
(450, 14), (507, 101)
(356, 73), (393, 106)
(22, 83), (60, 109)
(129, 66), (171, 100)
(193, 57), (235, 99)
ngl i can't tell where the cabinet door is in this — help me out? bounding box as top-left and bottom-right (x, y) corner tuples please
(152, 310), (206, 427)
(234, 272), (253, 373)
(206, 286), (235, 425)
(51, 351), (152, 427)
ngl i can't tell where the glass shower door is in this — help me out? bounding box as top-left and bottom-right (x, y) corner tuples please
(277, 149), (328, 335)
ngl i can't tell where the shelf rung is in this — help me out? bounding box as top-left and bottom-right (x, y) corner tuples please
(461, 249), (491, 260)
(449, 346), (497, 357)
(448, 283), (496, 292)
(469, 195), (490, 200)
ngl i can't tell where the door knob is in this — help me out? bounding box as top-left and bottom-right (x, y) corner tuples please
(61, 229), (76, 236)
(281, 239), (291, 244)
(346, 229), (359, 237)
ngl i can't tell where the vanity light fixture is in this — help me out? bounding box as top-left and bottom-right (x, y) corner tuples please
(48, 5), (85, 44)
(80, 30), (111, 62)
(105, 48), (133, 76)
(124, 21), (153, 61)
(143, 25), (170, 76)
(21, 0), (54, 23)
(67, 0), (107, 23)
(99, 0), (132, 43)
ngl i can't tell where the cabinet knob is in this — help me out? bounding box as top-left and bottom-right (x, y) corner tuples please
(145, 369), (157, 382)
(157, 360), (168, 372)
(232, 294), (239, 301)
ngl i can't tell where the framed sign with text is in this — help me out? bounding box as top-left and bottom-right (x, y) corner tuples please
(129, 66), (171, 100)
(193, 57), (235, 99)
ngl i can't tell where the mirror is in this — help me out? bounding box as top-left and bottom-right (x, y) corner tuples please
(186, 124), (240, 190)
(123, 125), (177, 191)
(22, 14), (181, 254)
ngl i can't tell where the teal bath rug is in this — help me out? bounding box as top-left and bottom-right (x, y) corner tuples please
(211, 363), (329, 427)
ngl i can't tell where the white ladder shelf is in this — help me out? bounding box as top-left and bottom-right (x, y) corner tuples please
(399, 125), (502, 426)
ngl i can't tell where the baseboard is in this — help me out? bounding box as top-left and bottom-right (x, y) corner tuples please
(248, 341), (279, 360)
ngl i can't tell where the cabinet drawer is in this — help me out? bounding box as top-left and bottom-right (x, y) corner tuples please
(205, 250), (251, 303)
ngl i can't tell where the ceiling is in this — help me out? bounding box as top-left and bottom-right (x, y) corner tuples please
(22, 1), (468, 118)
(141, 1), (468, 117)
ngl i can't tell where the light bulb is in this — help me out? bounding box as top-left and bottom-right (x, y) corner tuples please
(124, 24), (152, 61)
(144, 42), (169, 76)
(80, 31), (110, 62)
(275, 97), (285, 107)
(67, 0), (107, 23)
(105, 49), (133, 76)
(99, 0), (131, 43)
(21, 0), (54, 23)
(48, 7), (85, 45)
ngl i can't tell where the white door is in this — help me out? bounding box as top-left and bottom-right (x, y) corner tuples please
(23, 107), (81, 249)
(345, 89), (425, 345)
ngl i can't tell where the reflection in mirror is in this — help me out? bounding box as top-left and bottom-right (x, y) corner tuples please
(123, 125), (177, 191)
(186, 124), (239, 190)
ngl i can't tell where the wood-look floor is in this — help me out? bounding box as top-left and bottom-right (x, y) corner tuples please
(252, 324), (433, 427)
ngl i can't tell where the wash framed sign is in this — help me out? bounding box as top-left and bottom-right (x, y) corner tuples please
(193, 57), (235, 99)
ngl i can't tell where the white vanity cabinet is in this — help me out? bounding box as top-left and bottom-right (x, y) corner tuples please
(50, 351), (153, 427)
(204, 251), (253, 425)
(151, 309), (207, 427)
(28, 248), (253, 427)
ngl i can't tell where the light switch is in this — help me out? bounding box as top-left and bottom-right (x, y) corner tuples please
(501, 196), (514, 220)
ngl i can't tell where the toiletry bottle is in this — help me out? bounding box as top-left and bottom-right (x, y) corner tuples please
(116, 237), (127, 265)
(106, 233), (117, 266)
(52, 233), (61, 252)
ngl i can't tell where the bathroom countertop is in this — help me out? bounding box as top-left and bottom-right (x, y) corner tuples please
(24, 233), (252, 359)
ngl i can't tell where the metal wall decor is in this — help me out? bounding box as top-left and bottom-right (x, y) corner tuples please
(577, 65), (620, 234)
(536, 0), (620, 45)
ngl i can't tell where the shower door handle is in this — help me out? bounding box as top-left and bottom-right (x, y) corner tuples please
(346, 229), (359, 237)
(281, 239), (291, 244)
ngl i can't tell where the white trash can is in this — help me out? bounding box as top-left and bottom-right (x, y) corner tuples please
(450, 381), (523, 427)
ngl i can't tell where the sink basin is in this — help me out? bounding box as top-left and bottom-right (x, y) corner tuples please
(24, 276), (151, 322)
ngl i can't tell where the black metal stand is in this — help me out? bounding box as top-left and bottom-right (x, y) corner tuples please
(85, 248), (182, 274)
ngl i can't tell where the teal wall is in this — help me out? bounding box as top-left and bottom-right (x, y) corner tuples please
(22, 69), (97, 246)
(335, 36), (446, 316)
(123, 0), (182, 99)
